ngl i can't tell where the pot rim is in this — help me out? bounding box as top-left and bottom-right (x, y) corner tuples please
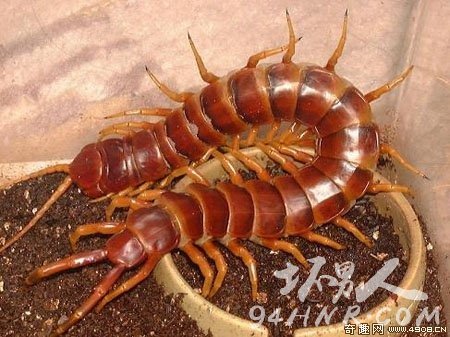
(154, 147), (426, 337)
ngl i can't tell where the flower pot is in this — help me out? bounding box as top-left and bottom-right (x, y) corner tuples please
(153, 147), (426, 337)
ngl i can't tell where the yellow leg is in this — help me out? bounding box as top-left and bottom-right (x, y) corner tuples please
(246, 38), (301, 68)
(299, 230), (345, 250)
(326, 10), (348, 72)
(145, 66), (192, 102)
(365, 66), (413, 103)
(105, 195), (156, 221)
(211, 150), (244, 186)
(241, 127), (259, 147)
(202, 239), (227, 298)
(256, 142), (298, 176)
(269, 141), (313, 163)
(104, 108), (173, 119)
(98, 122), (154, 140)
(69, 222), (126, 251)
(181, 242), (214, 297)
(95, 254), (162, 312)
(332, 217), (373, 248)
(158, 165), (209, 188)
(226, 239), (258, 300)
(258, 238), (309, 269)
(282, 9), (296, 63)
(380, 144), (428, 179)
(188, 33), (219, 83)
(226, 148), (271, 182)
(368, 183), (412, 195)
(264, 121), (281, 142)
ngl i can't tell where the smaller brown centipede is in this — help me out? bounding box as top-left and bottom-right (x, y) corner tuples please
(0, 10), (426, 257)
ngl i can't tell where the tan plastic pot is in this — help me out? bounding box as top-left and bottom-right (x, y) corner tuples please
(0, 148), (426, 337)
(152, 147), (427, 337)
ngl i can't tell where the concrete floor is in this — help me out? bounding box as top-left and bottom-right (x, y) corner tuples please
(1, 0), (448, 329)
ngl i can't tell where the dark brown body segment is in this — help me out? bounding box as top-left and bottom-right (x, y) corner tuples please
(294, 166), (347, 224)
(272, 175), (314, 235)
(129, 130), (170, 183)
(153, 121), (190, 169)
(186, 183), (229, 238)
(312, 156), (372, 202)
(165, 110), (209, 160)
(318, 124), (380, 169)
(267, 63), (302, 120)
(216, 182), (254, 238)
(244, 180), (285, 238)
(315, 87), (372, 137)
(184, 95), (227, 146)
(158, 192), (203, 241)
(230, 68), (274, 125)
(200, 79), (248, 134)
(296, 67), (346, 127)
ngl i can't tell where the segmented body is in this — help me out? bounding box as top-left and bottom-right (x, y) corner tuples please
(71, 63), (378, 202)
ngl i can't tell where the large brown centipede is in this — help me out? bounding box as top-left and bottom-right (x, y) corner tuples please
(0, 11), (425, 258)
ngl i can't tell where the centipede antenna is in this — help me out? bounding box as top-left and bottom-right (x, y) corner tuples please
(145, 66), (192, 102)
(326, 9), (348, 71)
(1, 164), (70, 190)
(282, 9), (296, 63)
(364, 65), (414, 102)
(187, 32), (219, 83)
(0, 176), (73, 254)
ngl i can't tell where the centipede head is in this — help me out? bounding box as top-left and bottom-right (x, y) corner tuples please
(25, 206), (180, 336)
(69, 143), (103, 198)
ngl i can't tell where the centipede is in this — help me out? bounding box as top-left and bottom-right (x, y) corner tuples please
(0, 10), (426, 260)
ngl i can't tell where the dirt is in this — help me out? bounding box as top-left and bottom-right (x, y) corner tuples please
(0, 172), (447, 337)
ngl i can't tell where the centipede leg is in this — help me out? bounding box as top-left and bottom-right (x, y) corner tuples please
(241, 126), (259, 147)
(258, 238), (309, 269)
(145, 66), (192, 102)
(256, 142), (298, 176)
(106, 190), (163, 221)
(158, 165), (209, 188)
(270, 142), (313, 163)
(187, 33), (219, 83)
(26, 249), (108, 285)
(246, 37), (301, 68)
(69, 222), (126, 251)
(299, 230), (345, 250)
(364, 66), (413, 102)
(201, 239), (227, 297)
(277, 122), (302, 144)
(211, 150), (244, 186)
(104, 108), (173, 119)
(98, 121), (154, 140)
(264, 121), (281, 142)
(326, 10), (348, 72)
(380, 144), (428, 179)
(225, 238), (258, 300)
(95, 254), (162, 312)
(367, 183), (412, 195)
(282, 9), (296, 63)
(181, 242), (214, 297)
(49, 265), (125, 337)
(332, 217), (373, 248)
(226, 148), (271, 182)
